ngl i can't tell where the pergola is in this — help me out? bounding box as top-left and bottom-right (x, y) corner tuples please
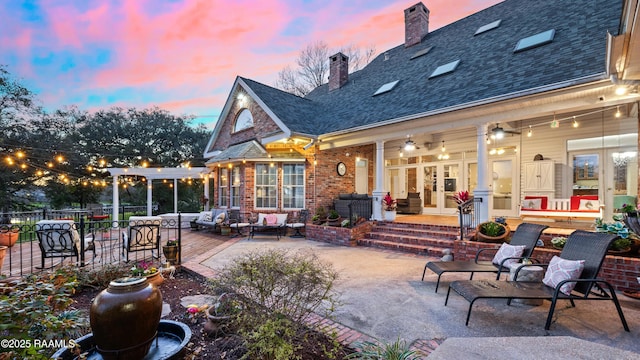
(108, 167), (209, 221)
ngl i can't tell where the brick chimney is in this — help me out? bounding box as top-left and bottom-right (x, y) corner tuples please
(328, 52), (349, 91)
(405, 2), (429, 47)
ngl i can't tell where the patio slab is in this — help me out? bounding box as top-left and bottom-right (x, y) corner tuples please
(196, 237), (640, 357)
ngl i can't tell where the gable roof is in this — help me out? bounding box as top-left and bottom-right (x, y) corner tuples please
(213, 0), (622, 143)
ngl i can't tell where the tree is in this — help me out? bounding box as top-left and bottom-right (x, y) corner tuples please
(275, 41), (376, 97)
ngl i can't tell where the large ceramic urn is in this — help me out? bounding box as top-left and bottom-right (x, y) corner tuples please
(90, 277), (162, 360)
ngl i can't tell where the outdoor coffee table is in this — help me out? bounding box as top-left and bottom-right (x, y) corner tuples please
(248, 224), (284, 240)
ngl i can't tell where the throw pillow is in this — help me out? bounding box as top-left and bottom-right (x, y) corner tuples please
(578, 199), (599, 211)
(522, 198), (542, 210)
(492, 242), (527, 267)
(214, 212), (226, 224)
(542, 255), (585, 295)
(265, 214), (277, 225)
(203, 212), (212, 222)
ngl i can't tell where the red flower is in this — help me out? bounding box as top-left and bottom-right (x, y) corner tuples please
(453, 190), (470, 204)
(382, 192), (397, 211)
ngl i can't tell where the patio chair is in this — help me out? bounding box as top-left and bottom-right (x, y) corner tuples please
(36, 220), (95, 268)
(228, 210), (250, 237)
(422, 223), (549, 292)
(445, 230), (629, 331)
(122, 216), (161, 262)
(286, 209), (309, 238)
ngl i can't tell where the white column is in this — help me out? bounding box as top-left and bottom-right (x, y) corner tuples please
(203, 174), (210, 211)
(474, 123), (491, 222)
(112, 175), (119, 226)
(371, 140), (386, 221)
(147, 178), (153, 216)
(174, 178), (178, 213)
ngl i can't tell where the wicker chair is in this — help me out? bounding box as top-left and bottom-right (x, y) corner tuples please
(422, 223), (548, 292)
(445, 230), (629, 331)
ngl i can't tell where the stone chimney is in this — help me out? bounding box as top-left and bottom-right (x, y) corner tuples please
(328, 52), (349, 91)
(405, 2), (429, 48)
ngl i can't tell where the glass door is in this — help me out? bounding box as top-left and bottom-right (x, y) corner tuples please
(423, 162), (461, 214)
(605, 148), (638, 220)
(490, 158), (517, 217)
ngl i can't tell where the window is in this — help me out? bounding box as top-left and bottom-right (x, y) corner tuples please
(410, 46), (433, 60)
(219, 168), (229, 207)
(255, 164), (277, 208)
(283, 164), (305, 209)
(474, 20), (501, 35)
(234, 109), (254, 132)
(373, 80), (400, 96)
(231, 167), (241, 208)
(514, 29), (555, 53)
(429, 60), (460, 78)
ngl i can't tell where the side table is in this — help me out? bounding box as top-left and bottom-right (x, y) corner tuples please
(509, 264), (544, 306)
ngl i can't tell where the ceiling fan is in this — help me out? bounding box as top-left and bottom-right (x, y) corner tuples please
(491, 123), (520, 139)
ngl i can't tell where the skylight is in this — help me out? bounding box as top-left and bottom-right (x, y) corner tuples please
(475, 20), (501, 35)
(410, 46), (433, 60)
(429, 60), (460, 78)
(514, 29), (555, 53)
(373, 80), (400, 96)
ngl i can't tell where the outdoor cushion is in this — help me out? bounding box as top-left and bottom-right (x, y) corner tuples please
(214, 212), (226, 224)
(265, 214), (277, 225)
(578, 199), (599, 211)
(202, 212), (212, 222)
(523, 196), (547, 209)
(492, 243), (526, 267)
(339, 193), (353, 200)
(570, 195), (598, 211)
(542, 255), (585, 295)
(197, 212), (208, 222)
(522, 198), (542, 210)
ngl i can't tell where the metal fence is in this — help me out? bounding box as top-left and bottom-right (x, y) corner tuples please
(0, 215), (183, 279)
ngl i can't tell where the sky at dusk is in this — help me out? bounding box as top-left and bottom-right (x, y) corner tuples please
(1, 0), (502, 127)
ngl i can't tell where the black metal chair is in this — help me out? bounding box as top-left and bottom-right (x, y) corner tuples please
(423, 223), (549, 292)
(287, 209), (309, 238)
(122, 216), (161, 262)
(228, 209), (250, 237)
(36, 220), (95, 268)
(445, 230), (629, 331)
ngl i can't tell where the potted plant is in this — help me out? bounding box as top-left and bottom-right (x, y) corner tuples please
(131, 260), (163, 286)
(551, 236), (567, 250)
(326, 209), (341, 226)
(382, 192), (397, 221)
(453, 190), (472, 226)
(313, 207), (326, 225)
(0, 215), (18, 248)
(204, 293), (241, 336)
(0, 245), (6, 275)
(594, 218), (636, 254)
(162, 239), (179, 265)
(475, 221), (510, 243)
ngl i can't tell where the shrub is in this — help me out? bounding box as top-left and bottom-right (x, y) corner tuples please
(479, 222), (505, 237)
(347, 338), (419, 360)
(0, 267), (89, 358)
(210, 248), (340, 360)
(327, 210), (340, 219)
(75, 264), (130, 290)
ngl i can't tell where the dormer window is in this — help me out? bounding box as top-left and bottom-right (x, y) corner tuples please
(234, 109), (254, 132)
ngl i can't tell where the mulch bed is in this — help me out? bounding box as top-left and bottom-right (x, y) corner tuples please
(72, 269), (353, 359)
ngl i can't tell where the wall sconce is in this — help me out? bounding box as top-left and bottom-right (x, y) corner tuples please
(441, 140), (446, 152)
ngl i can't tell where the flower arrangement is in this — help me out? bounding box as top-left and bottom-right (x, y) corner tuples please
(130, 260), (158, 276)
(382, 192), (397, 211)
(453, 190), (470, 204)
(594, 218), (636, 251)
(166, 239), (178, 246)
(620, 203), (636, 213)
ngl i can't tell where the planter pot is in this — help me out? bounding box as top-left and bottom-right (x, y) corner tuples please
(90, 277), (163, 360)
(607, 247), (631, 256)
(326, 216), (341, 226)
(461, 212), (472, 227)
(384, 210), (397, 222)
(162, 245), (179, 265)
(475, 222), (511, 243)
(204, 306), (237, 336)
(0, 246), (7, 275)
(220, 225), (231, 236)
(145, 271), (164, 287)
(0, 231), (18, 247)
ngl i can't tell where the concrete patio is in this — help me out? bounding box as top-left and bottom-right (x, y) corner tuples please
(188, 235), (640, 358)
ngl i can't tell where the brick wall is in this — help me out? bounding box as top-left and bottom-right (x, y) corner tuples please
(306, 222), (374, 247)
(453, 239), (640, 292)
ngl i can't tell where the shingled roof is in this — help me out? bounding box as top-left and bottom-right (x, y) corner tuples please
(241, 0), (622, 137)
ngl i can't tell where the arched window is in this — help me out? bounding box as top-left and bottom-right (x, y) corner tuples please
(234, 109), (254, 132)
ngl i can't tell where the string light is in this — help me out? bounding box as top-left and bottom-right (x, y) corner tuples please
(441, 140), (446, 152)
(572, 116), (579, 128)
(615, 106), (621, 118)
(527, 126), (532, 137)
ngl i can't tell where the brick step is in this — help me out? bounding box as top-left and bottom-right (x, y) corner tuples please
(366, 232), (456, 248)
(374, 221), (458, 232)
(357, 238), (449, 258)
(370, 225), (459, 240)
